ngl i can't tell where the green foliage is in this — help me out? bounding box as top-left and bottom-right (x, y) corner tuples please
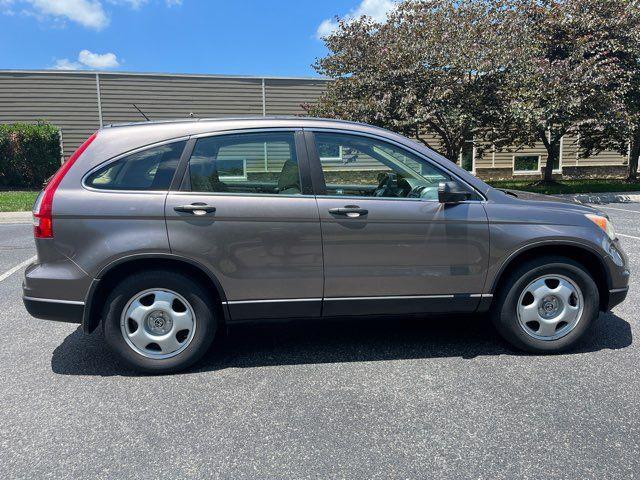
(0, 122), (62, 189)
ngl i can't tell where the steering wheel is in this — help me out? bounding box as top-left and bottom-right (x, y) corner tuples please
(373, 172), (398, 197)
(407, 185), (427, 198)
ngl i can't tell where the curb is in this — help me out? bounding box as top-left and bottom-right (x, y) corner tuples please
(0, 211), (32, 224)
(553, 191), (640, 205)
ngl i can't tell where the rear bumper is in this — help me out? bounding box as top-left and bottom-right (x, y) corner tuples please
(606, 287), (628, 311)
(23, 296), (84, 324)
(22, 254), (92, 324)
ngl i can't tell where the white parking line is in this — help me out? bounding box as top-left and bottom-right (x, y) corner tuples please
(618, 233), (640, 241)
(0, 255), (37, 283)
(588, 205), (640, 239)
(593, 205), (640, 214)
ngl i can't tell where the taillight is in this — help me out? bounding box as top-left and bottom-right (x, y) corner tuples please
(33, 132), (98, 238)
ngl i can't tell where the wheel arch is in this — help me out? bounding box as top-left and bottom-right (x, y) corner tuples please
(83, 254), (229, 333)
(490, 242), (611, 312)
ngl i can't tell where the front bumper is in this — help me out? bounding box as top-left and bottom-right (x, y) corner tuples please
(606, 287), (628, 311)
(23, 296), (84, 323)
(603, 238), (630, 310)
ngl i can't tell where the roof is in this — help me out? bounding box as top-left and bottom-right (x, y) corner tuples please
(0, 69), (331, 82)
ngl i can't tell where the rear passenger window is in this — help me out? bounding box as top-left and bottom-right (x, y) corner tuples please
(188, 132), (301, 195)
(85, 141), (185, 191)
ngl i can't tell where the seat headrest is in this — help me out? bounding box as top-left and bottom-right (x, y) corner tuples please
(278, 160), (300, 191)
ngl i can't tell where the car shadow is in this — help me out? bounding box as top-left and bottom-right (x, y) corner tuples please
(51, 312), (633, 377)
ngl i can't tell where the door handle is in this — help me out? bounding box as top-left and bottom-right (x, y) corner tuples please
(174, 203), (216, 215)
(328, 205), (368, 218)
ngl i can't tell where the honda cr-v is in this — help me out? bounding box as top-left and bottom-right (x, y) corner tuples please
(23, 118), (629, 373)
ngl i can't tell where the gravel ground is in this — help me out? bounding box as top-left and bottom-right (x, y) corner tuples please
(0, 205), (638, 479)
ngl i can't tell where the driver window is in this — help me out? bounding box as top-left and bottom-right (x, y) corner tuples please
(314, 132), (450, 199)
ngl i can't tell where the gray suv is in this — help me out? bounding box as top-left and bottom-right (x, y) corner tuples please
(23, 118), (630, 373)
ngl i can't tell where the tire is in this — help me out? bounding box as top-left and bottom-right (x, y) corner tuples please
(102, 269), (218, 374)
(490, 255), (599, 353)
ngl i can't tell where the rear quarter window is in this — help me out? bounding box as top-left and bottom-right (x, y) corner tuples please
(85, 141), (185, 191)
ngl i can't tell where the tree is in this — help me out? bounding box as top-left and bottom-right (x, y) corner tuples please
(307, 0), (525, 162)
(575, 1), (640, 182)
(485, 0), (632, 183)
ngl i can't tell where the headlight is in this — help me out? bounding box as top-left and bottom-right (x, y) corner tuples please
(585, 213), (616, 240)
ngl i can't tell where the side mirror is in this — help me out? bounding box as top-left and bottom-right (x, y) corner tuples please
(438, 181), (472, 203)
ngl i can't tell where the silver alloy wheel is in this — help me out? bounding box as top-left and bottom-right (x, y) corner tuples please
(516, 274), (584, 341)
(120, 288), (196, 359)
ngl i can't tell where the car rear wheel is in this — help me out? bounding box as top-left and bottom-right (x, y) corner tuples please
(103, 270), (217, 373)
(491, 256), (599, 353)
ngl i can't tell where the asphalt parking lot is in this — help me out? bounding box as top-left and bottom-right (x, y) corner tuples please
(0, 204), (638, 479)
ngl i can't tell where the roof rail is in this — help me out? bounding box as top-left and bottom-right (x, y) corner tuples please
(103, 116), (372, 129)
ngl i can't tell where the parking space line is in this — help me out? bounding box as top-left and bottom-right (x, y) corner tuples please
(593, 205), (640, 214)
(0, 255), (37, 283)
(618, 233), (640, 241)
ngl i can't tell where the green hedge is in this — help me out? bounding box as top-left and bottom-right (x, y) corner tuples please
(0, 122), (62, 189)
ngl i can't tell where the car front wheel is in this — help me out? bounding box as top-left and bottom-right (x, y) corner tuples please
(491, 256), (600, 353)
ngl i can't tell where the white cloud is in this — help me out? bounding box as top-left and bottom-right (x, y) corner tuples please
(52, 58), (83, 70)
(0, 0), (16, 15)
(316, 18), (337, 39)
(316, 0), (397, 39)
(29, 0), (109, 29)
(107, 0), (148, 9)
(52, 49), (120, 70)
(78, 49), (119, 67)
(1, 0), (182, 29)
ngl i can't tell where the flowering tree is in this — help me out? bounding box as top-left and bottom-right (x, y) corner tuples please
(575, 1), (640, 182)
(492, 0), (632, 183)
(309, 0), (633, 183)
(307, 0), (525, 162)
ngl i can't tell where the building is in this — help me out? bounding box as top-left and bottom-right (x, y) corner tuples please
(422, 134), (629, 180)
(0, 70), (328, 160)
(0, 69), (629, 179)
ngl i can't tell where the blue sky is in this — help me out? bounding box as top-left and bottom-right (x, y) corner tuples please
(0, 0), (396, 77)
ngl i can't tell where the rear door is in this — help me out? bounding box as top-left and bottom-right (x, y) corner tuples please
(305, 130), (490, 317)
(165, 129), (323, 320)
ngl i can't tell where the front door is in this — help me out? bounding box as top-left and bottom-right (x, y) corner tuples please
(165, 130), (323, 320)
(306, 130), (490, 316)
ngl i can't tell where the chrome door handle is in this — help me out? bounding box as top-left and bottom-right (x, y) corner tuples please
(328, 205), (368, 218)
(174, 203), (216, 215)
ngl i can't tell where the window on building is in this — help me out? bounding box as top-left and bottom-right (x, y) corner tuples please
(551, 140), (562, 172)
(215, 158), (247, 180)
(514, 155), (540, 173)
(318, 142), (342, 161)
(188, 132), (301, 195)
(85, 141), (185, 191)
(460, 140), (474, 172)
(544, 130), (564, 172)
